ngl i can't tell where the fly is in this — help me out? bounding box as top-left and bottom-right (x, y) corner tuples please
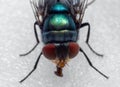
(20, 0), (109, 83)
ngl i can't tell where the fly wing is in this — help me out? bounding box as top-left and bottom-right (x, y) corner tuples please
(78, 0), (88, 23)
(30, 0), (57, 24)
(65, 0), (88, 26)
(30, 0), (94, 25)
(30, 0), (40, 22)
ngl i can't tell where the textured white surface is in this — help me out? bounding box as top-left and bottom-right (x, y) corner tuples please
(0, 0), (120, 87)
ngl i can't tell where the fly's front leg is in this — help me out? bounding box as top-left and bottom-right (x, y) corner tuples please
(20, 52), (42, 83)
(80, 48), (109, 79)
(20, 21), (40, 56)
(80, 22), (103, 57)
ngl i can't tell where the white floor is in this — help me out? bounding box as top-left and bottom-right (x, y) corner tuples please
(0, 0), (120, 87)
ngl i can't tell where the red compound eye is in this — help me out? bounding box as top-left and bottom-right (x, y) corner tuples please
(69, 42), (79, 58)
(42, 44), (56, 60)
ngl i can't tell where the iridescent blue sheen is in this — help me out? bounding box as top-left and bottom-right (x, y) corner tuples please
(49, 2), (69, 13)
(42, 3), (78, 44)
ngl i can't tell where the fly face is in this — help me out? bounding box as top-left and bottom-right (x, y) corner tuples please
(42, 43), (79, 65)
(42, 42), (79, 76)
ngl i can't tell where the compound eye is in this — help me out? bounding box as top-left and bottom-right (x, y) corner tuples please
(42, 44), (56, 60)
(69, 42), (79, 58)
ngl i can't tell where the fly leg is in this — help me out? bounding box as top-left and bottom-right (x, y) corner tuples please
(20, 21), (40, 56)
(80, 22), (103, 57)
(80, 48), (109, 79)
(87, 0), (96, 7)
(19, 52), (42, 83)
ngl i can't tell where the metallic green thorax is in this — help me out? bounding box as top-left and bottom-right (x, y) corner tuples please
(48, 3), (70, 29)
(50, 15), (69, 29)
(42, 3), (77, 43)
(43, 14), (76, 31)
